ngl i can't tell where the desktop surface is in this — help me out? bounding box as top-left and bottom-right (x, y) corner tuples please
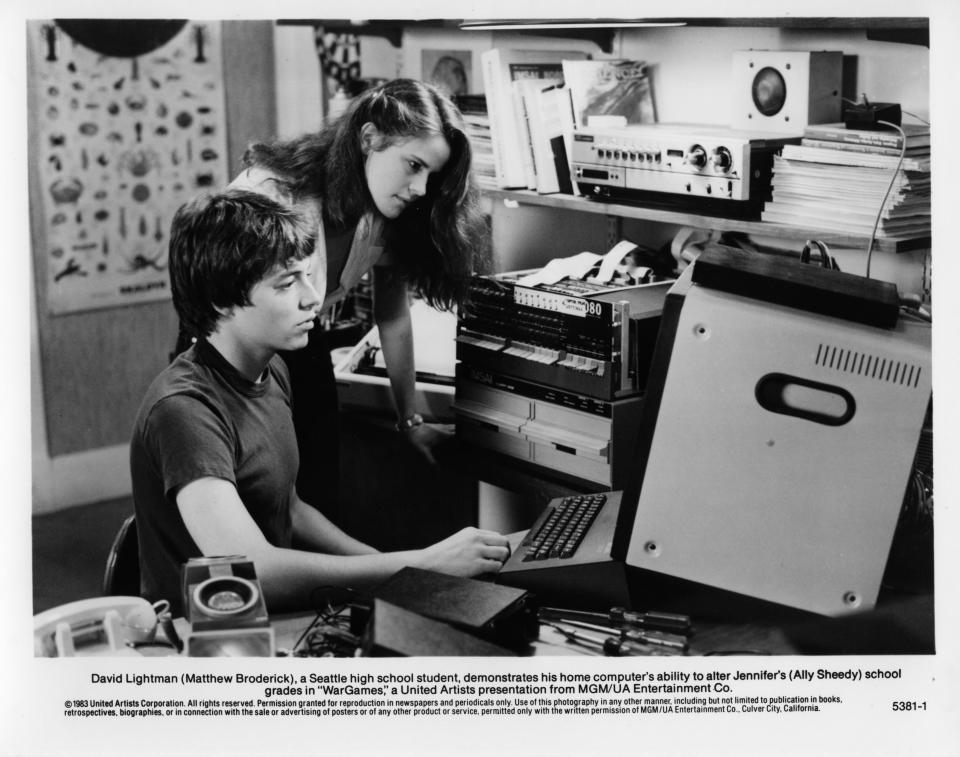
(153, 581), (932, 659)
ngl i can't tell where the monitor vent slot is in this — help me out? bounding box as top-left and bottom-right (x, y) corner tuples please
(814, 343), (922, 388)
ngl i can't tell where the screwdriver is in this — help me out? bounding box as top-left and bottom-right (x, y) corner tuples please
(552, 618), (689, 653)
(611, 607), (692, 634)
(540, 606), (692, 634)
(543, 622), (666, 657)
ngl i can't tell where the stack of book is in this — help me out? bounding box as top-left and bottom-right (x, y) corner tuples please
(480, 50), (655, 195)
(480, 48), (585, 192)
(453, 95), (497, 191)
(762, 122), (931, 239)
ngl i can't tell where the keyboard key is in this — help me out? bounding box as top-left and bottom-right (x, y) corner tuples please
(519, 494), (607, 561)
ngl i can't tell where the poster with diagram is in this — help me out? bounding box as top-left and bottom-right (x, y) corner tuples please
(30, 20), (229, 315)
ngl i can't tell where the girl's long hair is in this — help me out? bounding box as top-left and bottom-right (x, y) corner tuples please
(242, 78), (490, 310)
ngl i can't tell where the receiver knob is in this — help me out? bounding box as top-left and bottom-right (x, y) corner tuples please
(711, 146), (733, 173)
(684, 144), (707, 170)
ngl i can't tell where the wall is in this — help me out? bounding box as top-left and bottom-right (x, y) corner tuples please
(274, 24), (323, 138)
(616, 26), (929, 126)
(30, 20), (278, 512)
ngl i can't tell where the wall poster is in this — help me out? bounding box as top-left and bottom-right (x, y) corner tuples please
(30, 20), (229, 315)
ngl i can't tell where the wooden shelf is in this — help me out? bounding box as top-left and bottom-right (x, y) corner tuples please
(279, 17), (928, 49)
(459, 17), (929, 48)
(483, 189), (930, 254)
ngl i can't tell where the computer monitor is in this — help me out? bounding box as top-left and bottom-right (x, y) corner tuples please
(612, 245), (932, 615)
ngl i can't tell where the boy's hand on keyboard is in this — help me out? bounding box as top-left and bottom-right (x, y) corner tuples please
(416, 527), (511, 576)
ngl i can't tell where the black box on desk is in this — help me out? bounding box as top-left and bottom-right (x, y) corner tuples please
(360, 600), (516, 657)
(352, 567), (538, 652)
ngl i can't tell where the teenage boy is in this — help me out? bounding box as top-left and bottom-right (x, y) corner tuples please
(130, 190), (509, 615)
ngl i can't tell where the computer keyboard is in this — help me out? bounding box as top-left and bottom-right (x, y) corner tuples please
(520, 494), (607, 561)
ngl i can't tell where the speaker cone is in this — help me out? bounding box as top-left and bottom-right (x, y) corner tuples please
(751, 67), (787, 117)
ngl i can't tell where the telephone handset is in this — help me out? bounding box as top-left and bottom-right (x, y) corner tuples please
(33, 596), (169, 657)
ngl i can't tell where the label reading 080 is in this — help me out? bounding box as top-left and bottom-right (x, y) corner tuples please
(514, 288), (605, 318)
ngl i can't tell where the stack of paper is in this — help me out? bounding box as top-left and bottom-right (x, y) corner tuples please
(762, 123), (931, 238)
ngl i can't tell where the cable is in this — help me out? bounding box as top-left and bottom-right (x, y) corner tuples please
(838, 97), (927, 279)
(290, 586), (361, 657)
(864, 120), (908, 279)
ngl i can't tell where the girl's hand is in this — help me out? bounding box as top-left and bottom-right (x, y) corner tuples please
(401, 422), (454, 465)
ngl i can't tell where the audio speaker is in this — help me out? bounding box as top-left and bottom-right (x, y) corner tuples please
(731, 50), (842, 134)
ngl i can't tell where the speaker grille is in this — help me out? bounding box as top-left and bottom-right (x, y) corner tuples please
(814, 343), (923, 388)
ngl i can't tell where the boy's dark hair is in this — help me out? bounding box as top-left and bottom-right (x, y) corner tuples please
(169, 190), (316, 339)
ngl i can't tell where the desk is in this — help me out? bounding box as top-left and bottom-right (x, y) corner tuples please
(152, 420), (932, 659)
(167, 587), (926, 659)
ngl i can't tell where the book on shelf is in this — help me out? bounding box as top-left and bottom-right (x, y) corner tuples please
(452, 94), (497, 190)
(562, 59), (655, 129)
(767, 187), (930, 216)
(453, 94), (489, 116)
(480, 48), (586, 189)
(510, 71), (563, 189)
(780, 144), (931, 172)
(762, 205), (931, 237)
(801, 122), (930, 150)
(772, 157), (931, 191)
(801, 137), (929, 159)
(762, 215), (930, 239)
(523, 84), (577, 195)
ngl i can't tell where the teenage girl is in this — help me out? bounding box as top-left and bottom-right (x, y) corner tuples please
(177, 79), (488, 517)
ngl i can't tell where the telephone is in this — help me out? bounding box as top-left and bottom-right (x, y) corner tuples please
(33, 596), (169, 657)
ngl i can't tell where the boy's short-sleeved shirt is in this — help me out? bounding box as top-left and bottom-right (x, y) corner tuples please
(129, 339), (298, 615)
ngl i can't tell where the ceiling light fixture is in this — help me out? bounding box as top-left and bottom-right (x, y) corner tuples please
(460, 19), (688, 31)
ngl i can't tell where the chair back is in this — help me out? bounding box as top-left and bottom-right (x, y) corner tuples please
(102, 514), (140, 597)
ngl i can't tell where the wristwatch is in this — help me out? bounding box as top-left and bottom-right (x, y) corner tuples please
(396, 413), (424, 432)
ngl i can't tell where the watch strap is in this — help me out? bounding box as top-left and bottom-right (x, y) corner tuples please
(396, 413), (424, 432)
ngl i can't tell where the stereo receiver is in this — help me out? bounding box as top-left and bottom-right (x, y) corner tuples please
(571, 123), (799, 217)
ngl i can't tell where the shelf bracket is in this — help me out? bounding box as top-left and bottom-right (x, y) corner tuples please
(606, 216), (623, 249)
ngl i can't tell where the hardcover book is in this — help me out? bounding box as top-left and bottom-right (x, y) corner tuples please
(524, 84), (577, 195)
